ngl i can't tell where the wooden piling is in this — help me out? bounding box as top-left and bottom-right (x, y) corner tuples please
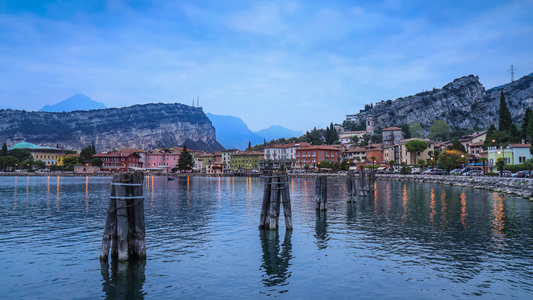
(259, 172), (292, 230)
(346, 171), (357, 202)
(358, 169), (367, 197)
(268, 174), (281, 230)
(281, 175), (293, 230)
(100, 172), (145, 262)
(315, 175), (327, 210)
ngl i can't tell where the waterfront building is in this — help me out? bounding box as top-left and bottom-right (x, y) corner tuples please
(395, 138), (436, 166)
(509, 143), (532, 164)
(264, 142), (311, 160)
(486, 145), (513, 172)
(295, 145), (341, 169)
(121, 148), (148, 168)
(93, 151), (142, 172)
(382, 127), (405, 145)
(57, 153), (80, 166)
(145, 147), (182, 172)
(365, 144), (385, 164)
(221, 149), (239, 172)
(230, 151), (263, 171)
(341, 145), (366, 162)
(459, 131), (487, 154)
(9, 142), (65, 167)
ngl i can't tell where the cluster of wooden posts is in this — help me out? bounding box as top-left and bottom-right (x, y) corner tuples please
(259, 171), (293, 230)
(100, 172), (146, 262)
(346, 169), (376, 202)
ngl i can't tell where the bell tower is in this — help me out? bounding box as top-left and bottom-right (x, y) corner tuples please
(366, 116), (374, 134)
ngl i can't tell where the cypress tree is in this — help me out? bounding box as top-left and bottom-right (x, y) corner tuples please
(1, 143), (7, 157)
(483, 124), (497, 150)
(523, 107), (532, 142)
(499, 90), (513, 133)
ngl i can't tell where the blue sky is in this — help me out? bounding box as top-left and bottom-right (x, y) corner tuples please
(1, 0), (532, 132)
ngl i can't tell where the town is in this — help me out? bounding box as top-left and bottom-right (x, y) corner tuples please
(1, 92), (531, 177)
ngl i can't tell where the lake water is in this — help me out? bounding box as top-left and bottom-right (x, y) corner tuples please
(1, 175), (533, 299)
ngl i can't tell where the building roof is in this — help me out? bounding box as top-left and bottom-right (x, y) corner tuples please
(383, 127), (403, 131)
(9, 142), (60, 151)
(265, 142), (312, 149)
(510, 143), (531, 148)
(121, 148), (148, 153)
(459, 131), (487, 142)
(296, 145), (341, 151)
(469, 141), (485, 147)
(231, 151), (264, 156)
(93, 151), (140, 158)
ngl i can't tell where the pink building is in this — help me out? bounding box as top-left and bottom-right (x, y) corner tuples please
(145, 147), (183, 172)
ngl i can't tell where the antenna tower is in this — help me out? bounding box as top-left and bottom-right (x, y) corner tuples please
(509, 64), (516, 82)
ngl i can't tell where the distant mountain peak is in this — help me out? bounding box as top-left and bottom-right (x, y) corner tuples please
(254, 125), (303, 142)
(39, 94), (106, 112)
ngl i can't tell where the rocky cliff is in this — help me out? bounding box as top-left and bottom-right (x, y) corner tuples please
(350, 73), (533, 132)
(0, 103), (225, 152)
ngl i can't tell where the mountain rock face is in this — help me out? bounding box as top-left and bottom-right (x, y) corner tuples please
(1, 103), (225, 152)
(40, 94), (107, 112)
(349, 73), (533, 132)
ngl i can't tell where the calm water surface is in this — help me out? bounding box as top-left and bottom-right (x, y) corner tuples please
(1, 175), (533, 299)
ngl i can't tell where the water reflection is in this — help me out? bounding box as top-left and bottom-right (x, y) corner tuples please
(100, 260), (146, 300)
(259, 230), (293, 291)
(315, 211), (328, 250)
(460, 191), (468, 229)
(490, 192), (507, 251)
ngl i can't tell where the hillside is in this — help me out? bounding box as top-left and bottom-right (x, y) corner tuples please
(347, 73), (533, 132)
(207, 113), (264, 150)
(1, 103), (225, 152)
(254, 125), (303, 141)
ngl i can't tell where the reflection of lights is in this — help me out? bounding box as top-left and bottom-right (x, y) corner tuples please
(460, 191), (467, 228)
(402, 184), (408, 220)
(440, 189), (447, 228)
(429, 188), (436, 225)
(56, 176), (60, 210)
(490, 193), (506, 251)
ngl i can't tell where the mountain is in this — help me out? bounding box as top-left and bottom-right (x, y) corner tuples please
(347, 72), (533, 133)
(39, 94), (107, 112)
(207, 113), (264, 150)
(254, 125), (303, 141)
(1, 103), (225, 152)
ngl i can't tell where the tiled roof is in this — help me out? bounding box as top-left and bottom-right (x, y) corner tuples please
(383, 127), (402, 131)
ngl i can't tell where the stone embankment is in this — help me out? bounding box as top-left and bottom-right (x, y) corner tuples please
(288, 173), (533, 200)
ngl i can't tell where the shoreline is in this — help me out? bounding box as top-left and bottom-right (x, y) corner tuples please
(2, 172), (532, 200)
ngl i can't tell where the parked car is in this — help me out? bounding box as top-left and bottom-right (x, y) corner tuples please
(432, 169), (447, 175)
(512, 170), (531, 178)
(497, 170), (512, 177)
(464, 169), (484, 176)
(460, 167), (480, 175)
(422, 169), (433, 175)
(411, 168), (421, 174)
(449, 169), (461, 175)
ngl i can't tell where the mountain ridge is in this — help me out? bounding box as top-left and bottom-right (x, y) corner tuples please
(39, 94), (107, 112)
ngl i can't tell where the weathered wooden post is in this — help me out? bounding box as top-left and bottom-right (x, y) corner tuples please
(269, 174), (282, 230)
(280, 175), (293, 230)
(358, 168), (367, 197)
(346, 171), (357, 202)
(315, 175), (327, 210)
(368, 169), (376, 192)
(100, 172), (145, 261)
(259, 171), (292, 230)
(259, 170), (272, 229)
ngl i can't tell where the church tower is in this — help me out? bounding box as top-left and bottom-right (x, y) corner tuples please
(366, 116), (374, 134)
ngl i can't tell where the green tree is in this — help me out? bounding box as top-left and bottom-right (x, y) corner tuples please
(350, 136), (359, 144)
(524, 158), (533, 177)
(522, 107), (532, 142)
(0, 156), (18, 171)
(64, 156), (80, 165)
(34, 160), (46, 169)
(499, 90), (513, 133)
(496, 157), (506, 176)
(21, 158), (35, 170)
(405, 139), (429, 166)
(8, 148), (32, 164)
(91, 158), (103, 167)
(417, 159), (426, 170)
(429, 120), (451, 141)
(409, 122), (424, 138)
(248, 140), (251, 149)
(484, 124), (497, 149)
(438, 150), (463, 172)
(451, 138), (466, 152)
(177, 145), (194, 171)
(1, 143), (7, 157)
(80, 145), (95, 163)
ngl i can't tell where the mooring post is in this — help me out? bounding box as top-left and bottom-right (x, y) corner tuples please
(269, 173), (282, 230)
(315, 175), (327, 210)
(358, 169), (367, 197)
(100, 172), (145, 262)
(281, 174), (293, 230)
(369, 169), (376, 192)
(259, 171), (272, 229)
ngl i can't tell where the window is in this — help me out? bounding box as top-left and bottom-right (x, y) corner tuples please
(519, 156), (526, 163)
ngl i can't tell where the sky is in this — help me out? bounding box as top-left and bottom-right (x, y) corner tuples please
(1, 0), (532, 132)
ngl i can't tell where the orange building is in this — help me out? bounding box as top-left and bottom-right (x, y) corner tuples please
(365, 144), (385, 164)
(295, 145), (341, 168)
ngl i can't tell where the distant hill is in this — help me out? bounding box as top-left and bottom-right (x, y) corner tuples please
(207, 113), (264, 150)
(254, 125), (303, 141)
(39, 94), (106, 112)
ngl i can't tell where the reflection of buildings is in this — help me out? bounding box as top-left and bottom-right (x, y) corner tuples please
(259, 230), (293, 288)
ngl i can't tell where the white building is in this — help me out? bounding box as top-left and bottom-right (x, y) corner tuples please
(264, 142), (311, 161)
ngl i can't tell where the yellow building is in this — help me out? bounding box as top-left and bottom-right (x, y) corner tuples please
(394, 138), (436, 166)
(9, 142), (65, 166)
(230, 151), (263, 171)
